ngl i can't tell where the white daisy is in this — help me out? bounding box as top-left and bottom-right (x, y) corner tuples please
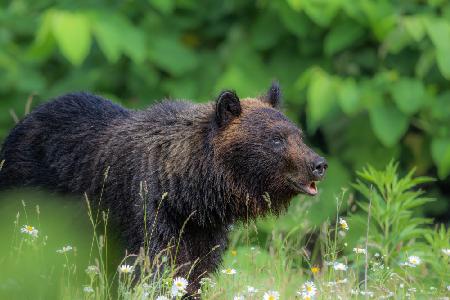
(302, 281), (317, 297)
(353, 247), (366, 254)
(83, 286), (94, 293)
(441, 248), (450, 256)
(360, 291), (374, 297)
(171, 277), (188, 297)
(263, 290), (279, 300)
(56, 245), (73, 254)
(221, 268), (237, 275)
(339, 218), (349, 231)
(233, 295), (245, 300)
(333, 262), (348, 271)
(118, 264), (134, 274)
(20, 225), (38, 238)
(405, 255), (421, 267)
(247, 286), (258, 294)
(85, 265), (99, 275)
(296, 292), (314, 300)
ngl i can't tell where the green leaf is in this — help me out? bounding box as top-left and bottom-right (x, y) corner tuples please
(91, 15), (122, 63)
(431, 91), (450, 121)
(307, 70), (337, 133)
(27, 10), (56, 60)
(250, 12), (283, 50)
(369, 103), (409, 147)
(275, 1), (310, 38)
(337, 78), (360, 115)
(303, 0), (341, 27)
(51, 10), (91, 66)
(89, 12), (146, 63)
(148, 35), (199, 76)
(431, 138), (450, 179)
(403, 16), (425, 42)
(149, 0), (174, 14)
(390, 78), (425, 115)
(426, 17), (450, 79)
(324, 21), (365, 56)
(415, 48), (435, 78)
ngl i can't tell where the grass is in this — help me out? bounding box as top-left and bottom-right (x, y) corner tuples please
(0, 162), (449, 299)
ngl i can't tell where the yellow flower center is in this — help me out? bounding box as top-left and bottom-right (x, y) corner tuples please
(176, 282), (183, 287)
(311, 267), (320, 274)
(231, 250), (237, 256)
(26, 226), (33, 232)
(307, 286), (312, 292)
(268, 296), (275, 300)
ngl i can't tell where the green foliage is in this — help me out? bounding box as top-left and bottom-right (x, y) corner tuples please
(352, 162), (435, 263)
(0, 0), (449, 225)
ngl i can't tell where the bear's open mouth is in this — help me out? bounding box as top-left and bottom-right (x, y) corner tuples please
(288, 180), (318, 196)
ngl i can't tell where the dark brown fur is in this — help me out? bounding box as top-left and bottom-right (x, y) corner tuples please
(0, 83), (327, 295)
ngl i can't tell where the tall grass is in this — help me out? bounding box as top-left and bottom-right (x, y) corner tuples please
(0, 163), (449, 299)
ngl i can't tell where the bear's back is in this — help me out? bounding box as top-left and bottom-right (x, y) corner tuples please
(0, 93), (130, 190)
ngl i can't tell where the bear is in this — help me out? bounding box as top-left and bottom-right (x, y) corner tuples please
(0, 83), (327, 296)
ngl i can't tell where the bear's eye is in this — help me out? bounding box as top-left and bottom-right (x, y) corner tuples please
(271, 137), (284, 148)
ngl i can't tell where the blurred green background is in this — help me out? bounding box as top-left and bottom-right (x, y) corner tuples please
(1, 0), (449, 227)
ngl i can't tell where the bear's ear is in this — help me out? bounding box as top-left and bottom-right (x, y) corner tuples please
(265, 81), (281, 108)
(215, 90), (241, 127)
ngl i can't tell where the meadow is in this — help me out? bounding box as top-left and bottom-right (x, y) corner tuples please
(1, 1), (450, 299)
(1, 162), (448, 299)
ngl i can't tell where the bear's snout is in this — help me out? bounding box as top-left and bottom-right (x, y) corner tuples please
(310, 156), (328, 180)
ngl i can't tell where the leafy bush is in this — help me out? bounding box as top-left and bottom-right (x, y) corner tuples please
(0, 0), (448, 231)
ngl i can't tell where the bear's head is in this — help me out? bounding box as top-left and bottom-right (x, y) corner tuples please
(212, 83), (327, 218)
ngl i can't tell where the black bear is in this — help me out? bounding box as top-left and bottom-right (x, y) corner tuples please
(0, 83), (327, 295)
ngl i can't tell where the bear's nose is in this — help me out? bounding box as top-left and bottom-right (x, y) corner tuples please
(311, 157), (328, 179)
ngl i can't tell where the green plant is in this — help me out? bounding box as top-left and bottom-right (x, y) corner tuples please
(351, 161), (434, 264)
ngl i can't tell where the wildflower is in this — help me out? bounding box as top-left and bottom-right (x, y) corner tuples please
(56, 245), (73, 254)
(263, 290), (279, 300)
(20, 225), (38, 238)
(311, 266), (320, 274)
(200, 277), (215, 287)
(83, 286), (94, 293)
(351, 289), (359, 295)
(360, 291), (374, 297)
(297, 292), (313, 300)
(233, 295), (245, 300)
(353, 247), (366, 254)
(301, 281), (317, 297)
(221, 268), (237, 275)
(337, 278), (348, 284)
(155, 296), (169, 300)
(333, 262), (348, 271)
(338, 218), (349, 231)
(171, 277), (188, 297)
(247, 286), (258, 294)
(404, 255), (421, 267)
(442, 249), (450, 256)
(85, 265), (99, 275)
(118, 264), (134, 274)
(231, 250), (237, 256)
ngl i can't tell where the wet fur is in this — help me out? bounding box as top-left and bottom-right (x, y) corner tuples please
(0, 86), (321, 294)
